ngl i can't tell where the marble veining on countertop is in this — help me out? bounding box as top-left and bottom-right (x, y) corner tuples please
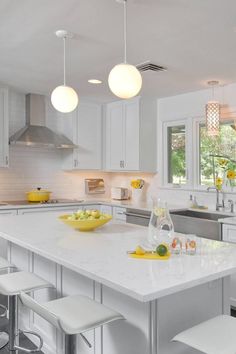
(0, 212), (236, 302)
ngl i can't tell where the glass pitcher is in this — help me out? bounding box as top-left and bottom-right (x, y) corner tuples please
(148, 198), (174, 247)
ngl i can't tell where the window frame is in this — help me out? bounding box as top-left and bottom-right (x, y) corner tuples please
(161, 113), (236, 192)
(193, 117), (207, 190)
(162, 119), (192, 189)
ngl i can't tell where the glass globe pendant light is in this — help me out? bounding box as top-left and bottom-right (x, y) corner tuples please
(51, 30), (79, 113)
(206, 81), (220, 136)
(108, 0), (142, 99)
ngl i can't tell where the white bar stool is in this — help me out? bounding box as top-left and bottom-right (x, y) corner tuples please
(20, 291), (125, 354)
(172, 315), (236, 354)
(0, 256), (16, 350)
(0, 271), (51, 353)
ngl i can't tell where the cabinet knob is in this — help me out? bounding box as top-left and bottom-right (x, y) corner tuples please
(5, 156), (8, 166)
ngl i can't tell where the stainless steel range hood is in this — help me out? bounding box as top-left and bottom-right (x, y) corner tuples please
(9, 94), (77, 149)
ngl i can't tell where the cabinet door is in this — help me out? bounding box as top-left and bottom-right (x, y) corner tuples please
(222, 224), (236, 243)
(0, 88), (9, 167)
(222, 224), (236, 308)
(106, 102), (124, 170)
(0, 210), (17, 258)
(58, 110), (79, 169)
(77, 103), (102, 169)
(123, 100), (140, 171)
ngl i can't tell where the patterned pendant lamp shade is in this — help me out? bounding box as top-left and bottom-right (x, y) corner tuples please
(206, 81), (220, 136)
(206, 101), (220, 136)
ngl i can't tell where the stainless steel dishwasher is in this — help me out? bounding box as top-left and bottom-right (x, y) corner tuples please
(125, 208), (151, 227)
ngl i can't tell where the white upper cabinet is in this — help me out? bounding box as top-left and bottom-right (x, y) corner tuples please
(0, 88), (9, 168)
(106, 102), (124, 170)
(105, 97), (157, 172)
(124, 99), (140, 171)
(57, 102), (102, 170)
(77, 103), (102, 170)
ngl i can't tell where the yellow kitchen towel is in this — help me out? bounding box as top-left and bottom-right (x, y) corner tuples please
(129, 252), (171, 260)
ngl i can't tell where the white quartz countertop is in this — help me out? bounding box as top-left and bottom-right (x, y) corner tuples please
(1, 212), (236, 302)
(0, 198), (185, 212)
(218, 217), (236, 225)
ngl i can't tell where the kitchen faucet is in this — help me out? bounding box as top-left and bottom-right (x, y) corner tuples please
(207, 186), (225, 211)
(228, 199), (235, 213)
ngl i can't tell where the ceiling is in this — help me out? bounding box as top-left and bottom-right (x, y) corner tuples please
(1, 0), (236, 102)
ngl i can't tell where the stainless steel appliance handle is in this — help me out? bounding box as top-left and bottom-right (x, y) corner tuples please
(124, 212), (150, 220)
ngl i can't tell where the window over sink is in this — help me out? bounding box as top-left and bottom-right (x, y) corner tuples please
(161, 118), (236, 191)
(199, 121), (236, 186)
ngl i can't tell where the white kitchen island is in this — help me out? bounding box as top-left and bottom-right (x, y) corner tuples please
(0, 213), (236, 354)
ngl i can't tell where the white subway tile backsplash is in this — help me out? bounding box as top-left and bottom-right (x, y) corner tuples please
(0, 146), (111, 201)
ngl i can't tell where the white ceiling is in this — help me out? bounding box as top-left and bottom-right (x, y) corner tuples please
(1, 0), (236, 102)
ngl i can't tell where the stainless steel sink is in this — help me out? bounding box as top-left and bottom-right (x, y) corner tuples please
(171, 209), (229, 221)
(170, 209), (229, 240)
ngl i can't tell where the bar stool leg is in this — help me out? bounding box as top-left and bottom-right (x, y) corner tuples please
(9, 295), (17, 353)
(0, 303), (9, 349)
(0, 331), (9, 350)
(65, 334), (76, 354)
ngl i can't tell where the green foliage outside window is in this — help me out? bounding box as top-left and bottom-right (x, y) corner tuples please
(168, 126), (186, 184)
(200, 123), (236, 186)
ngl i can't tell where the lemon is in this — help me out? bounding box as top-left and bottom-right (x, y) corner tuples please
(156, 244), (168, 257)
(153, 207), (165, 217)
(135, 245), (146, 256)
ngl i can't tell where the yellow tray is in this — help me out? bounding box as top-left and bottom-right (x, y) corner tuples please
(129, 252), (171, 260)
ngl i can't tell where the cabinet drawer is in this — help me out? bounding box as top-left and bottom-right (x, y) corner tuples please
(113, 207), (126, 221)
(100, 205), (112, 215)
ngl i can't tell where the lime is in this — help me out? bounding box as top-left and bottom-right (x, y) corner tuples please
(156, 244), (168, 257)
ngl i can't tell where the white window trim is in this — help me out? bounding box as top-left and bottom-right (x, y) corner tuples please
(193, 116), (207, 191)
(161, 119), (192, 189)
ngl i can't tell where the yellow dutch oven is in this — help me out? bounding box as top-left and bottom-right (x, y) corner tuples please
(26, 188), (52, 202)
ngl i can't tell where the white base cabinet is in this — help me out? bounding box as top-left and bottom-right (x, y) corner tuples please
(105, 97), (157, 172)
(0, 209), (17, 258)
(222, 223), (236, 307)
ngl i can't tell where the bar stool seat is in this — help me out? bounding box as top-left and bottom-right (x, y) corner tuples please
(20, 291), (124, 353)
(172, 315), (236, 354)
(0, 271), (50, 295)
(0, 271), (52, 353)
(21, 293), (124, 335)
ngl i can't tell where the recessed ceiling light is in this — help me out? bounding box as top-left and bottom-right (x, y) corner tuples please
(88, 79), (102, 84)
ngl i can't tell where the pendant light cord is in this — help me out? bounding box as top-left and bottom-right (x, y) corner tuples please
(63, 36), (66, 86)
(123, 0), (127, 63)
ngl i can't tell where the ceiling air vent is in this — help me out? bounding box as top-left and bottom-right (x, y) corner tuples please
(136, 61), (166, 73)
